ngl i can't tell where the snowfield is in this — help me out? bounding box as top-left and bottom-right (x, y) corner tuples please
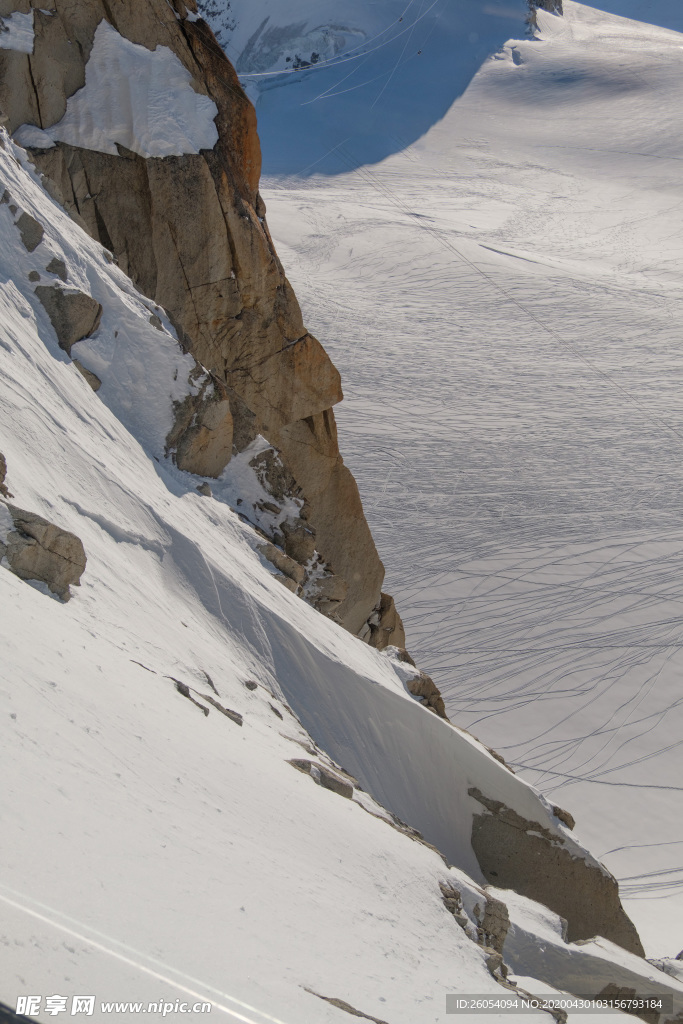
(3, 0), (683, 1018)
(205, 0), (683, 957)
(1, 121), (655, 1022)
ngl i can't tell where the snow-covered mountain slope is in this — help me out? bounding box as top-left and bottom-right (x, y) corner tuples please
(232, 0), (683, 957)
(195, 0), (531, 172)
(3, 123), (670, 1020)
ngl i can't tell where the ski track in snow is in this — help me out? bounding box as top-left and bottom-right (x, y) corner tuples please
(258, 0), (683, 954)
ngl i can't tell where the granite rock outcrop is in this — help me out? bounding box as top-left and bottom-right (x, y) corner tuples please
(469, 787), (644, 957)
(1, 502), (87, 600)
(0, 0), (394, 642)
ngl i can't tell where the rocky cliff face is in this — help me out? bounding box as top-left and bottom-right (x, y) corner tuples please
(0, 0), (645, 960)
(0, 0), (400, 645)
(527, 0), (563, 28)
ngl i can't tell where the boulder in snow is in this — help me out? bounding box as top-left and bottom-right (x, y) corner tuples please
(1, 504), (86, 601)
(16, 211), (44, 252)
(45, 256), (68, 281)
(35, 285), (103, 355)
(289, 759), (354, 799)
(73, 359), (102, 392)
(166, 370), (233, 478)
(406, 669), (448, 720)
(469, 787), (644, 957)
(476, 892), (511, 955)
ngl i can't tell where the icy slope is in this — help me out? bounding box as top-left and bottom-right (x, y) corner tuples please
(256, 0), (683, 957)
(1, 126), (656, 1020)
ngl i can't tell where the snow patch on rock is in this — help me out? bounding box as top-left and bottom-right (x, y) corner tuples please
(19, 20), (219, 158)
(0, 12), (34, 55)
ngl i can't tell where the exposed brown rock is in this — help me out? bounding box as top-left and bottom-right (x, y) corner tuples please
(394, 647), (416, 667)
(475, 892), (510, 955)
(598, 985), (660, 1024)
(552, 805), (576, 831)
(171, 678), (209, 717)
(272, 573), (298, 594)
(439, 881), (471, 931)
(270, 411), (385, 634)
(2, 504), (86, 600)
(35, 285), (102, 355)
(3, 1), (387, 636)
(73, 358), (101, 392)
(46, 256), (68, 281)
(469, 787), (644, 957)
(258, 542), (305, 586)
(0, 451), (8, 497)
(280, 516), (316, 564)
(367, 591), (406, 651)
(166, 370), (233, 478)
(249, 446), (299, 503)
(406, 670), (448, 720)
(303, 989), (389, 1024)
(16, 211), (44, 252)
(288, 758), (354, 799)
(197, 691), (243, 726)
(310, 572), (348, 616)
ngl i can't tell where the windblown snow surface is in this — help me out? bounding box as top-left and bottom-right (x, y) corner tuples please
(3, 122), (669, 1021)
(198, 0), (683, 957)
